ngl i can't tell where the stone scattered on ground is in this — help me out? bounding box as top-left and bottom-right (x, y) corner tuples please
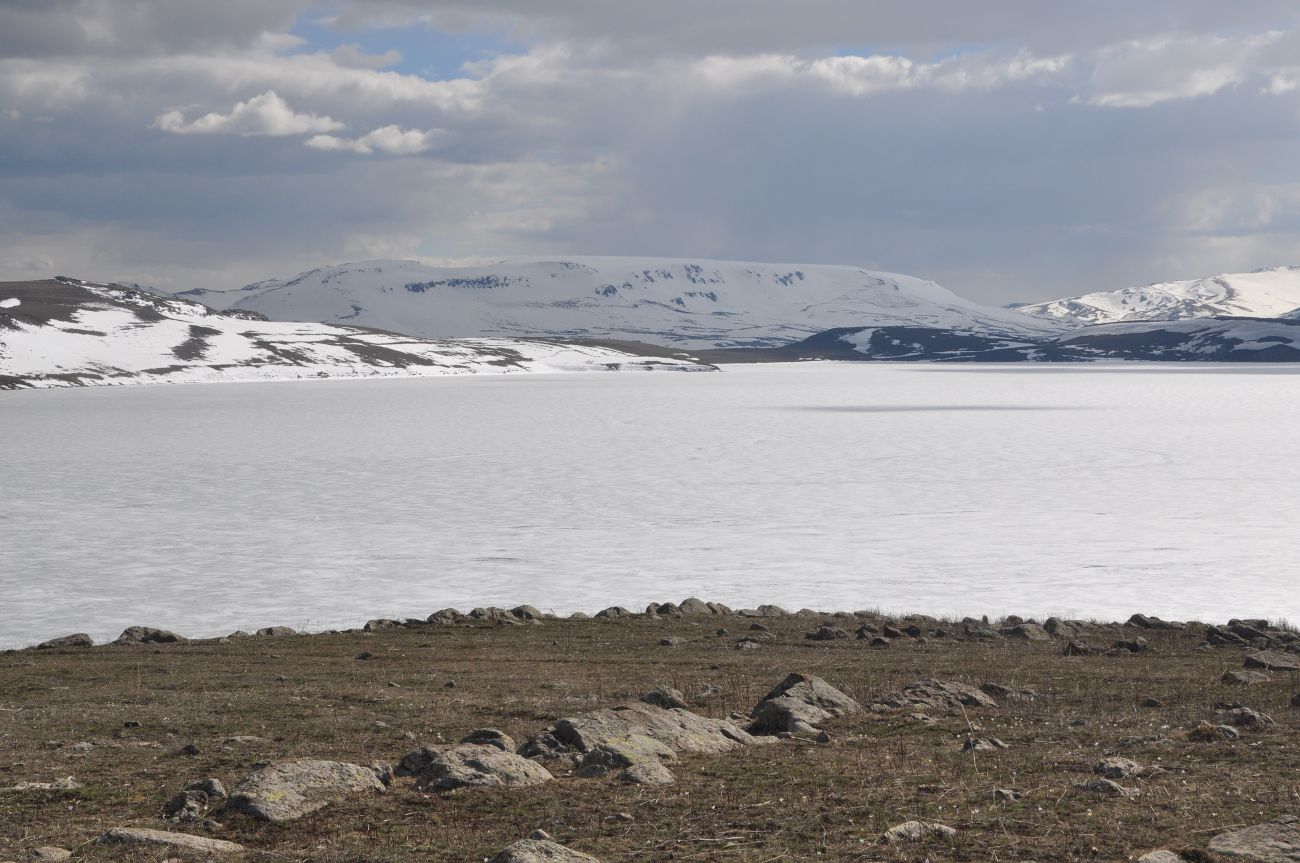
(255, 625), (297, 637)
(962, 736), (1009, 752)
(994, 788), (1023, 801)
(1075, 778), (1134, 797)
(1186, 721), (1241, 742)
(405, 743), (554, 792)
(1063, 640), (1106, 656)
(1095, 756), (1142, 779)
(111, 626), (186, 645)
(1244, 651), (1299, 671)
(805, 624), (851, 641)
(490, 838), (602, 863)
(6, 777), (81, 792)
(1219, 707), (1275, 728)
(576, 734), (677, 785)
(22, 848), (71, 862)
(223, 758), (387, 822)
(881, 820), (958, 843)
(658, 636), (684, 647)
(460, 728), (516, 751)
(100, 827), (245, 854)
(1140, 696), (1167, 708)
(34, 634), (93, 650)
(1004, 622), (1051, 641)
(1207, 815), (1300, 862)
(1135, 851), (1186, 863)
(980, 682), (1038, 702)
(869, 678), (997, 712)
(639, 686), (689, 710)
(747, 672), (862, 735)
(1222, 670), (1272, 686)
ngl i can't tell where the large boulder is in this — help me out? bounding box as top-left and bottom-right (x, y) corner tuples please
(881, 820), (957, 843)
(100, 828), (244, 854)
(111, 626), (186, 645)
(1207, 815), (1300, 862)
(677, 597), (714, 616)
(1004, 623), (1052, 641)
(404, 743), (553, 792)
(1244, 651), (1299, 671)
(223, 758), (386, 823)
(490, 839), (602, 863)
(35, 634), (93, 650)
(748, 673), (861, 735)
(639, 687), (689, 710)
(576, 734), (676, 785)
(868, 679), (997, 712)
(520, 701), (758, 763)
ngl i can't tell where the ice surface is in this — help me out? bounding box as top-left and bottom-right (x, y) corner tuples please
(2, 363), (1298, 647)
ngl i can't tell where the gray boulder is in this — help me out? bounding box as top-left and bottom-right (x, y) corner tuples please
(460, 728), (516, 751)
(748, 672), (861, 735)
(1135, 852), (1185, 863)
(1222, 670), (1272, 686)
(1207, 815), (1300, 862)
(100, 827), (244, 854)
(868, 678), (997, 712)
(35, 634), (93, 650)
(639, 686), (689, 710)
(111, 626), (186, 645)
(1244, 651), (1299, 671)
(677, 597), (714, 616)
(255, 626), (296, 637)
(1095, 756), (1141, 779)
(406, 743), (553, 792)
(576, 734), (676, 785)
(594, 606), (633, 620)
(224, 758), (386, 822)
(520, 701), (758, 762)
(881, 820), (957, 843)
(491, 839), (602, 863)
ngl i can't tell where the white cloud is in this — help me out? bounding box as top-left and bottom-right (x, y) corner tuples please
(305, 124), (441, 155)
(154, 90), (345, 135)
(330, 43), (403, 70)
(1084, 33), (1282, 108)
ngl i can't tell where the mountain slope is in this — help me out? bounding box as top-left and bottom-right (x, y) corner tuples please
(1016, 266), (1300, 325)
(0, 279), (713, 389)
(175, 257), (1062, 349)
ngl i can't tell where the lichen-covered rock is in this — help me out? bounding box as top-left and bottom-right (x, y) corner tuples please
(1004, 623), (1052, 641)
(408, 744), (553, 792)
(255, 625), (297, 637)
(100, 827), (244, 854)
(1095, 756), (1141, 779)
(35, 634), (93, 650)
(1207, 815), (1300, 862)
(490, 839), (602, 863)
(1135, 851), (1185, 863)
(1244, 651), (1299, 671)
(224, 758), (386, 822)
(594, 606), (633, 620)
(1075, 778), (1134, 797)
(23, 847), (71, 862)
(747, 673), (861, 735)
(521, 701), (758, 763)
(881, 820), (957, 843)
(962, 736), (1008, 752)
(460, 728), (516, 751)
(639, 687), (689, 710)
(111, 626), (186, 645)
(805, 624), (851, 641)
(868, 678), (997, 712)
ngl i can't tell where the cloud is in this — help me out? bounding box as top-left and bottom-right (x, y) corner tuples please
(1084, 33), (1284, 108)
(153, 90), (345, 136)
(330, 43), (402, 70)
(305, 124), (440, 154)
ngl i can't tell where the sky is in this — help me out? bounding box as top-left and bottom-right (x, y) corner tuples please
(2, 1), (1299, 305)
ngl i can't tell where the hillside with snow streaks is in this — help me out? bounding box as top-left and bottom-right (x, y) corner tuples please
(0, 279), (713, 389)
(1016, 266), (1300, 325)
(176, 257), (1061, 349)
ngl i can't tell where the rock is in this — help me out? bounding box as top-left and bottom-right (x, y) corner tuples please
(1115, 636), (1149, 653)
(1219, 707), (1275, 728)
(111, 626), (186, 645)
(1005, 623), (1051, 641)
(22, 848), (71, 862)
(1222, 670), (1272, 686)
(1075, 778), (1133, 797)
(405, 744), (553, 792)
(576, 734), (677, 785)
(568, 611), (590, 620)
(1135, 852), (1185, 863)
(1139, 697), (1166, 708)
(1128, 613), (1156, 628)
(35, 634), (93, 650)
(963, 623), (1004, 641)
(678, 597), (714, 616)
(6, 777), (81, 792)
(659, 636), (684, 647)
(868, 678), (997, 712)
(460, 728), (516, 751)
(100, 827), (244, 854)
(735, 638), (761, 650)
(224, 758), (387, 822)
(364, 618), (402, 631)
(594, 606), (633, 619)
(1094, 756), (1141, 779)
(1063, 640), (1106, 656)
(490, 839), (602, 863)
(512, 605), (545, 621)
(521, 701), (758, 763)
(993, 788), (1023, 801)
(748, 622), (770, 632)
(185, 777), (226, 798)
(881, 624), (905, 638)
(747, 673), (861, 735)
(163, 789), (209, 820)
(639, 686), (689, 710)
(255, 625), (296, 637)
(355, 651), (374, 660)
(530, 830), (553, 841)
(881, 820), (957, 843)
(1244, 651), (1299, 671)
(962, 736), (1008, 752)
(427, 608), (465, 624)
(1186, 721), (1240, 742)
(980, 682), (1038, 702)
(805, 624), (850, 641)
(1207, 816), (1300, 862)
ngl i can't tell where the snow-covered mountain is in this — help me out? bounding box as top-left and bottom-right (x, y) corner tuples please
(758, 316), (1300, 362)
(0, 278), (713, 389)
(174, 257), (1062, 349)
(1016, 266), (1300, 325)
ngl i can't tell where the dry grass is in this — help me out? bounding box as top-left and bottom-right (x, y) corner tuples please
(1, 615), (1297, 862)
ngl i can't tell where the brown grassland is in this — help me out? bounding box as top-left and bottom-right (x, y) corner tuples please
(1, 613), (1297, 862)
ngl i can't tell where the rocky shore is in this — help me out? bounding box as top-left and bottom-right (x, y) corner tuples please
(2, 601), (1297, 862)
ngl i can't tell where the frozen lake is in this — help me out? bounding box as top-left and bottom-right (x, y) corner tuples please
(2, 363), (1298, 647)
